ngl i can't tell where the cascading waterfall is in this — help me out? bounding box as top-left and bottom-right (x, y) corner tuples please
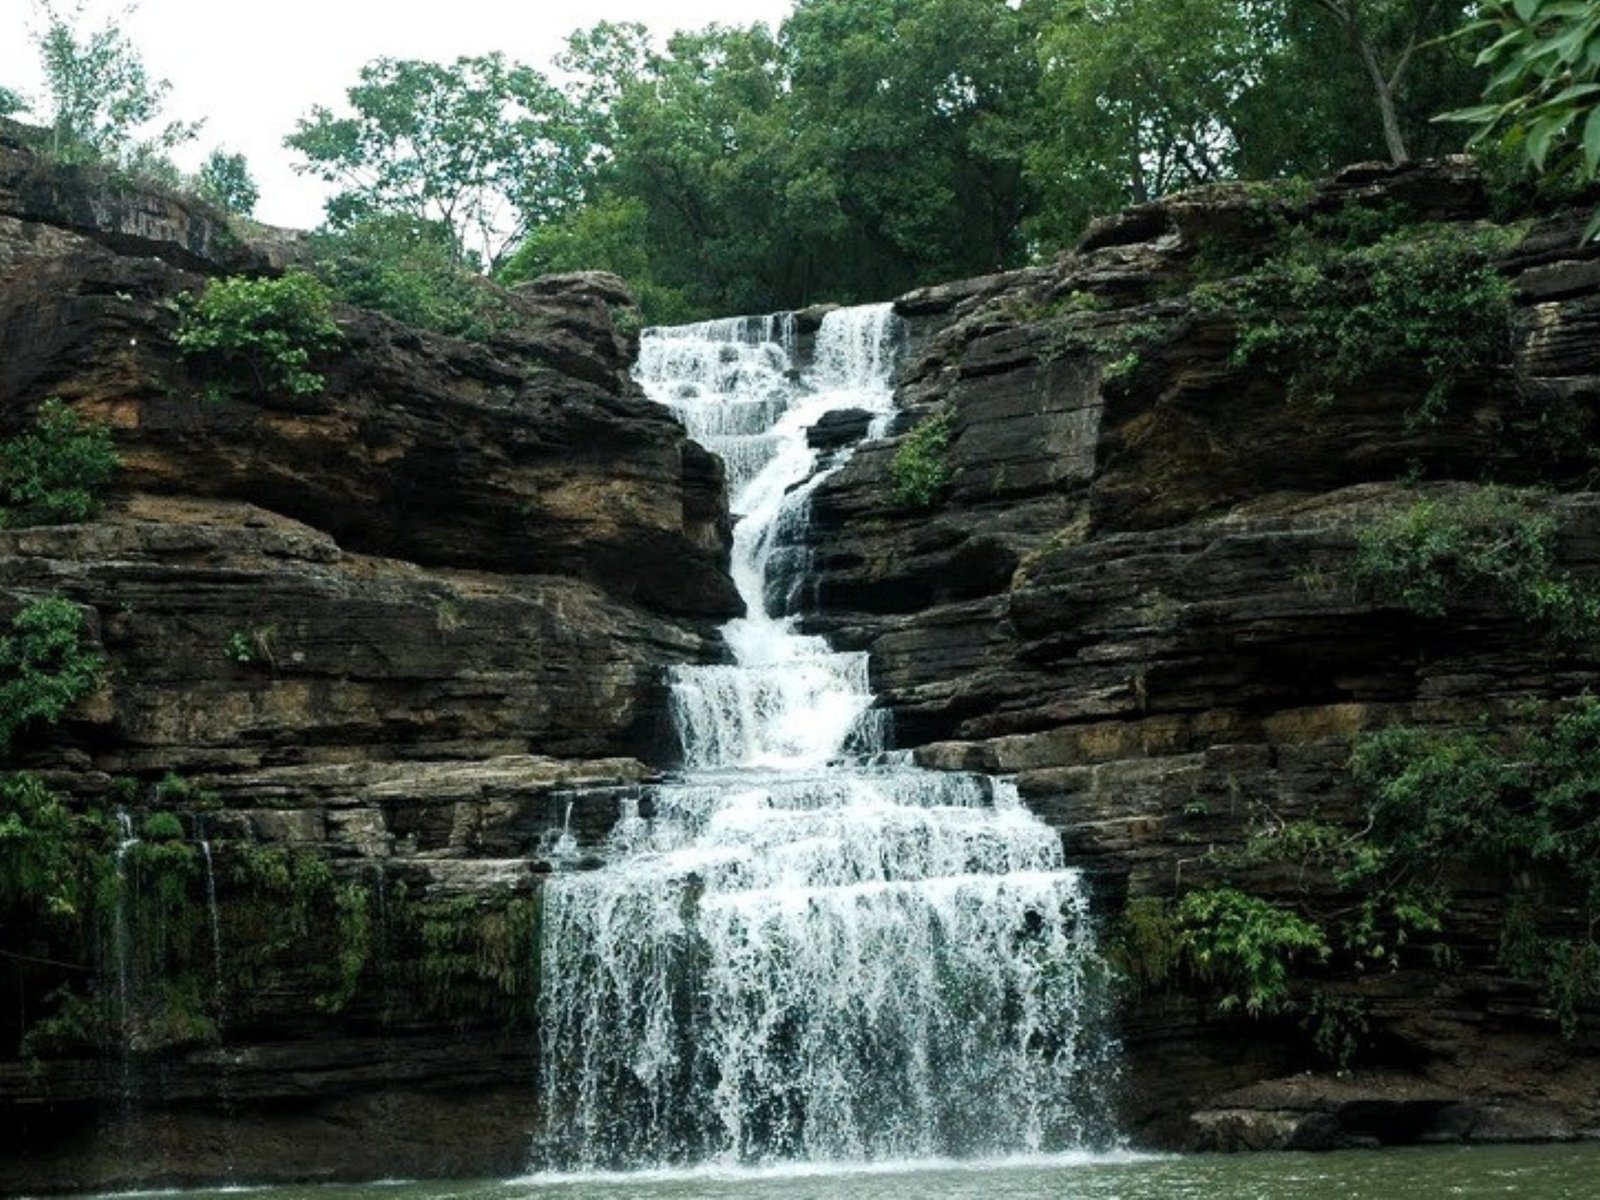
(535, 306), (1116, 1172)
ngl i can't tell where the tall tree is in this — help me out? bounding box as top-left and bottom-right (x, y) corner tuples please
(1301, 1), (1465, 163)
(194, 148), (258, 216)
(285, 54), (578, 271)
(781, 0), (1041, 295)
(33, 0), (199, 168)
(1028, 0), (1275, 246)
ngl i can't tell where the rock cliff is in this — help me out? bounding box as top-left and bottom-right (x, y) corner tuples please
(796, 160), (1600, 1150)
(0, 124), (733, 1192)
(7, 120), (1600, 1190)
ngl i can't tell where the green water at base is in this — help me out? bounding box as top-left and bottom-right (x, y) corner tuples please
(101, 1143), (1600, 1200)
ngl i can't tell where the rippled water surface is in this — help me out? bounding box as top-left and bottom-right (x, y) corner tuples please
(103, 1144), (1600, 1200)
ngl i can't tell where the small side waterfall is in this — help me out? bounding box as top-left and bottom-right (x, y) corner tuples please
(535, 306), (1115, 1172)
(110, 809), (140, 1126)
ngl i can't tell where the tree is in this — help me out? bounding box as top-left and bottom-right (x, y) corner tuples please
(286, 54), (580, 271)
(33, 0), (199, 168)
(1232, 0), (1477, 178)
(781, 0), (1041, 295)
(0, 86), (26, 119)
(1023, 0), (1479, 246)
(1028, 0), (1275, 245)
(553, 20), (653, 176)
(1301, 1), (1471, 163)
(195, 148), (258, 216)
(1440, 0), (1600, 237)
(313, 214), (510, 339)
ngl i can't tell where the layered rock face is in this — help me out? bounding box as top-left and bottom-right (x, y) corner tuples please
(0, 126), (733, 1192)
(796, 161), (1600, 1150)
(7, 118), (1600, 1187)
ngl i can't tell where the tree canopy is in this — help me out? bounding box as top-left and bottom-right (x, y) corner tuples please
(2, 3), (259, 214)
(285, 53), (581, 271)
(0, 0), (1499, 322)
(32, 0), (199, 169)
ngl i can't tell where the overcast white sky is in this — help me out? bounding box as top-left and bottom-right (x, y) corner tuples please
(1, 0), (796, 228)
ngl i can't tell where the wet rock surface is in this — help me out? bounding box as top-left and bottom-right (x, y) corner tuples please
(798, 160), (1600, 1150)
(0, 137), (730, 1192)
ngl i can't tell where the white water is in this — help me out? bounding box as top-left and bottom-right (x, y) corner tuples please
(535, 307), (1115, 1171)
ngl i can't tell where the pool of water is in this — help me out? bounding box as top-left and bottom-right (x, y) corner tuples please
(93, 1144), (1600, 1200)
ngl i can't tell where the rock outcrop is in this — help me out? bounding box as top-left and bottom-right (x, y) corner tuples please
(8, 120), (1600, 1188)
(0, 127), (732, 1193)
(796, 160), (1600, 1149)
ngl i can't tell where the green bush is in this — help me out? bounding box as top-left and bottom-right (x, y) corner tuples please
(1352, 488), (1600, 641)
(0, 597), (104, 757)
(141, 811), (184, 842)
(1351, 699), (1600, 1033)
(310, 215), (509, 342)
(1199, 221), (1516, 424)
(890, 408), (954, 508)
(225, 625), (277, 668)
(0, 399), (119, 527)
(0, 773), (82, 917)
(174, 270), (343, 398)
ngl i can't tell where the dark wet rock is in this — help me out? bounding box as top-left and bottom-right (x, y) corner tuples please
(798, 160), (1600, 1149)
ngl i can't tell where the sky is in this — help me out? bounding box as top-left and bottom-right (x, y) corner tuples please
(0, 0), (797, 228)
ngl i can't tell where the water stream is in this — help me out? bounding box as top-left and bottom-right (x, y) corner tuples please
(129, 1144), (1600, 1200)
(533, 307), (1115, 1172)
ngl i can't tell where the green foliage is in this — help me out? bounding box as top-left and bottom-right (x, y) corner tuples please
(140, 811), (183, 842)
(309, 215), (509, 341)
(1110, 895), (1184, 993)
(0, 774), (82, 917)
(409, 892), (542, 1025)
(221, 844), (375, 1014)
(195, 148), (258, 216)
(1175, 887), (1331, 1016)
(1026, 0), (1478, 246)
(496, 196), (697, 326)
(174, 272), (343, 399)
(226, 844), (333, 927)
(279, 0), (1491, 315)
(890, 409), (954, 509)
(286, 53), (577, 271)
(224, 624), (277, 668)
(0, 598), (104, 758)
(1200, 219), (1516, 422)
(0, 398), (119, 528)
(1044, 317), (1168, 381)
(1351, 699), (1600, 1033)
(19, 986), (108, 1059)
(153, 771), (218, 810)
(776, 0), (1041, 298)
(32, 0), (199, 171)
(1353, 489), (1600, 641)
(320, 882), (374, 1013)
(1440, 0), (1600, 240)
(1304, 993), (1370, 1071)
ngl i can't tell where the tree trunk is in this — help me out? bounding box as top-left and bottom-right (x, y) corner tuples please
(1356, 36), (1410, 164)
(1312, 0), (1411, 165)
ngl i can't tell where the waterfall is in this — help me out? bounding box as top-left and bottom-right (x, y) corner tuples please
(198, 829), (239, 1182)
(110, 809), (140, 1137)
(535, 306), (1115, 1172)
